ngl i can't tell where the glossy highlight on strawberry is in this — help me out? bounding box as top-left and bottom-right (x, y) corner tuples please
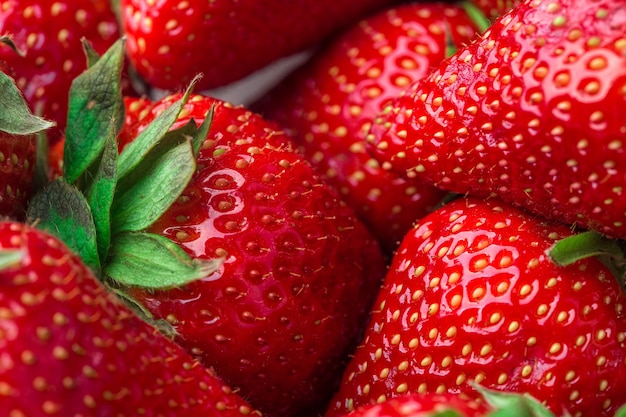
(327, 197), (626, 417)
(367, 0), (626, 239)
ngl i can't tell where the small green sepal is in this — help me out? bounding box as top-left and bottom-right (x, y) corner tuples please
(549, 231), (623, 266)
(111, 135), (196, 233)
(474, 384), (555, 417)
(0, 250), (24, 270)
(0, 72), (56, 135)
(192, 104), (214, 156)
(64, 37), (125, 183)
(86, 125), (118, 262)
(116, 74), (201, 180)
(27, 179), (100, 271)
(104, 231), (222, 289)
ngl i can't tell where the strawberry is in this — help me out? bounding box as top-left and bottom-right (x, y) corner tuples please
(23, 39), (387, 417)
(366, 0), (626, 240)
(0, 0), (137, 140)
(115, 92), (387, 417)
(253, 2), (481, 253)
(0, 221), (260, 416)
(326, 197), (626, 417)
(0, 70), (54, 219)
(121, 0), (405, 91)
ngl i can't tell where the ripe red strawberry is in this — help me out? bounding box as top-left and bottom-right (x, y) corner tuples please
(254, 2), (481, 252)
(0, 0), (133, 139)
(367, 0), (626, 240)
(0, 221), (260, 416)
(0, 70), (53, 219)
(112, 92), (387, 417)
(121, 0), (406, 91)
(326, 197), (626, 417)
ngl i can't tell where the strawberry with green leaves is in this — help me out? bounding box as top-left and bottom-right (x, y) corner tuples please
(254, 2), (481, 253)
(0, 221), (260, 416)
(25, 39), (387, 417)
(116, 91), (387, 417)
(367, 0), (626, 240)
(0, 71), (54, 219)
(121, 0), (405, 91)
(0, 0), (134, 139)
(326, 197), (626, 417)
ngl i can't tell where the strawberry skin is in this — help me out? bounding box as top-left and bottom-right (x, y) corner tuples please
(367, 0), (626, 239)
(0, 133), (35, 220)
(0, 0), (121, 139)
(121, 94), (387, 417)
(327, 197), (626, 417)
(0, 221), (259, 416)
(254, 3), (480, 253)
(121, 0), (403, 91)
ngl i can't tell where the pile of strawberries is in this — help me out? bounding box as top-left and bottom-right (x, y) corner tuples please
(1, 0), (625, 416)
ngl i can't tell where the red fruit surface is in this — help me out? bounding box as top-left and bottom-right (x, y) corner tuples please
(342, 392), (490, 417)
(0, 134), (35, 220)
(122, 94), (387, 417)
(254, 2), (480, 253)
(0, 0), (129, 140)
(327, 197), (626, 417)
(367, 0), (626, 239)
(0, 221), (260, 416)
(121, 0), (404, 91)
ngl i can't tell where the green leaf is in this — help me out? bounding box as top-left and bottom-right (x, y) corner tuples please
(192, 105), (214, 156)
(549, 231), (624, 266)
(462, 1), (493, 33)
(0, 250), (23, 270)
(86, 124), (118, 262)
(27, 179), (100, 270)
(81, 38), (102, 68)
(0, 72), (56, 135)
(111, 137), (196, 233)
(63, 38), (125, 183)
(475, 384), (555, 417)
(104, 231), (222, 289)
(116, 74), (201, 180)
(616, 404), (626, 417)
(33, 130), (51, 194)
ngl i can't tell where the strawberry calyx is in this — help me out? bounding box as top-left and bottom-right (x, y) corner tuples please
(548, 230), (626, 291)
(0, 72), (55, 136)
(17, 38), (220, 296)
(473, 384), (555, 417)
